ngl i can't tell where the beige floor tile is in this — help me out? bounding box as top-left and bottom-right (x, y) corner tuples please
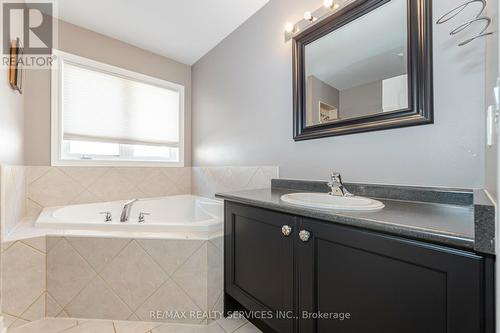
(151, 322), (231, 333)
(233, 322), (262, 333)
(7, 318), (262, 333)
(206, 324), (227, 333)
(216, 317), (248, 333)
(10, 318), (78, 333)
(135, 279), (202, 324)
(113, 320), (162, 333)
(62, 320), (115, 333)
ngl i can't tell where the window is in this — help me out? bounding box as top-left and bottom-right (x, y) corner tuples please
(51, 50), (185, 166)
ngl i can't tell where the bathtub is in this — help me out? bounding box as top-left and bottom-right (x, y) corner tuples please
(35, 195), (223, 239)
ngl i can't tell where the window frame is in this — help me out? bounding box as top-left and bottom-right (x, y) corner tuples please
(51, 49), (185, 167)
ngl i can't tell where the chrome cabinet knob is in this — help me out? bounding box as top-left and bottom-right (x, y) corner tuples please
(299, 230), (311, 242)
(282, 225), (292, 237)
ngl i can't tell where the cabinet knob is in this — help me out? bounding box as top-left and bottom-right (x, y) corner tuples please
(282, 225), (292, 237)
(299, 230), (311, 242)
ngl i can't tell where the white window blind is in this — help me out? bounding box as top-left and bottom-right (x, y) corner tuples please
(62, 62), (180, 147)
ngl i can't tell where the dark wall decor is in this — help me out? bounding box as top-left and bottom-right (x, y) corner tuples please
(9, 38), (23, 93)
(292, 0), (433, 140)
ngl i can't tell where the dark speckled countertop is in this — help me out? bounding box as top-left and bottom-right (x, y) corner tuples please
(215, 179), (495, 254)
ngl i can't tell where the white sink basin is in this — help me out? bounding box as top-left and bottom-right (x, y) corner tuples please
(280, 193), (384, 211)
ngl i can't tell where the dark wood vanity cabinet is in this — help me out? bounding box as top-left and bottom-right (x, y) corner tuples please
(297, 218), (485, 333)
(224, 202), (297, 333)
(224, 202), (493, 333)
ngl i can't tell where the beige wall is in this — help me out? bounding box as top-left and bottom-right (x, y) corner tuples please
(0, 68), (24, 165)
(24, 20), (192, 166)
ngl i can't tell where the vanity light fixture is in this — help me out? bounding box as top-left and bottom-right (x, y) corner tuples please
(284, 0), (353, 42)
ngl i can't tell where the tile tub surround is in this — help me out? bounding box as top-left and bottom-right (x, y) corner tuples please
(25, 166), (192, 219)
(46, 236), (223, 324)
(1, 237), (46, 330)
(0, 165), (26, 237)
(0, 165), (278, 236)
(0, 165), (276, 328)
(192, 166), (279, 198)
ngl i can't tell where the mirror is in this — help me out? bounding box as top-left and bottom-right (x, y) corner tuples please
(293, 0), (433, 140)
(305, 0), (408, 125)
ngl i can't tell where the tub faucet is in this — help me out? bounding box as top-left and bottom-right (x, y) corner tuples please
(120, 199), (138, 223)
(328, 172), (354, 197)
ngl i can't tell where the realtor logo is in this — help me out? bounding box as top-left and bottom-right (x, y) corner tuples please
(2, 1), (53, 55)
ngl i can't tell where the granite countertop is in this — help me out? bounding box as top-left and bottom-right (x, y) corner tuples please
(215, 180), (495, 254)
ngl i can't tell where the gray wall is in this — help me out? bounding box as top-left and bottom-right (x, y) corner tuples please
(306, 75), (339, 125)
(24, 19), (192, 166)
(339, 80), (382, 119)
(484, 0), (499, 199)
(192, 0), (486, 188)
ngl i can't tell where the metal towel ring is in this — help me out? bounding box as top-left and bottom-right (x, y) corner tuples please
(436, 0), (486, 24)
(459, 31), (494, 46)
(450, 16), (491, 35)
(436, 0), (493, 46)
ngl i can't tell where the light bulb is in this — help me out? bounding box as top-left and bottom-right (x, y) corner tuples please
(304, 11), (314, 21)
(285, 23), (295, 34)
(324, 0), (340, 10)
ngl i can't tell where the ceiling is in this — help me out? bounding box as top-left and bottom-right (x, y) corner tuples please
(305, 0), (407, 90)
(49, 0), (269, 65)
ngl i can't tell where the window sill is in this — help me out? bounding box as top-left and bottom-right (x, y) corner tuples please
(51, 159), (185, 168)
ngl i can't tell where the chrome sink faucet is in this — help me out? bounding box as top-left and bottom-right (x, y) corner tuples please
(120, 199), (138, 223)
(328, 172), (354, 197)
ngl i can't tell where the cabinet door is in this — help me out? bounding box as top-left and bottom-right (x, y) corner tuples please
(225, 202), (296, 333)
(297, 218), (485, 333)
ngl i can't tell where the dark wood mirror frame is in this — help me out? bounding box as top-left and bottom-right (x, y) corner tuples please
(292, 0), (433, 141)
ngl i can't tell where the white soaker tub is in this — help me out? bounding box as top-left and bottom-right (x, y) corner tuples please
(35, 195), (223, 239)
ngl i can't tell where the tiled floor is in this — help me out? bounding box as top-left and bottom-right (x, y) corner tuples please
(9, 317), (262, 333)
